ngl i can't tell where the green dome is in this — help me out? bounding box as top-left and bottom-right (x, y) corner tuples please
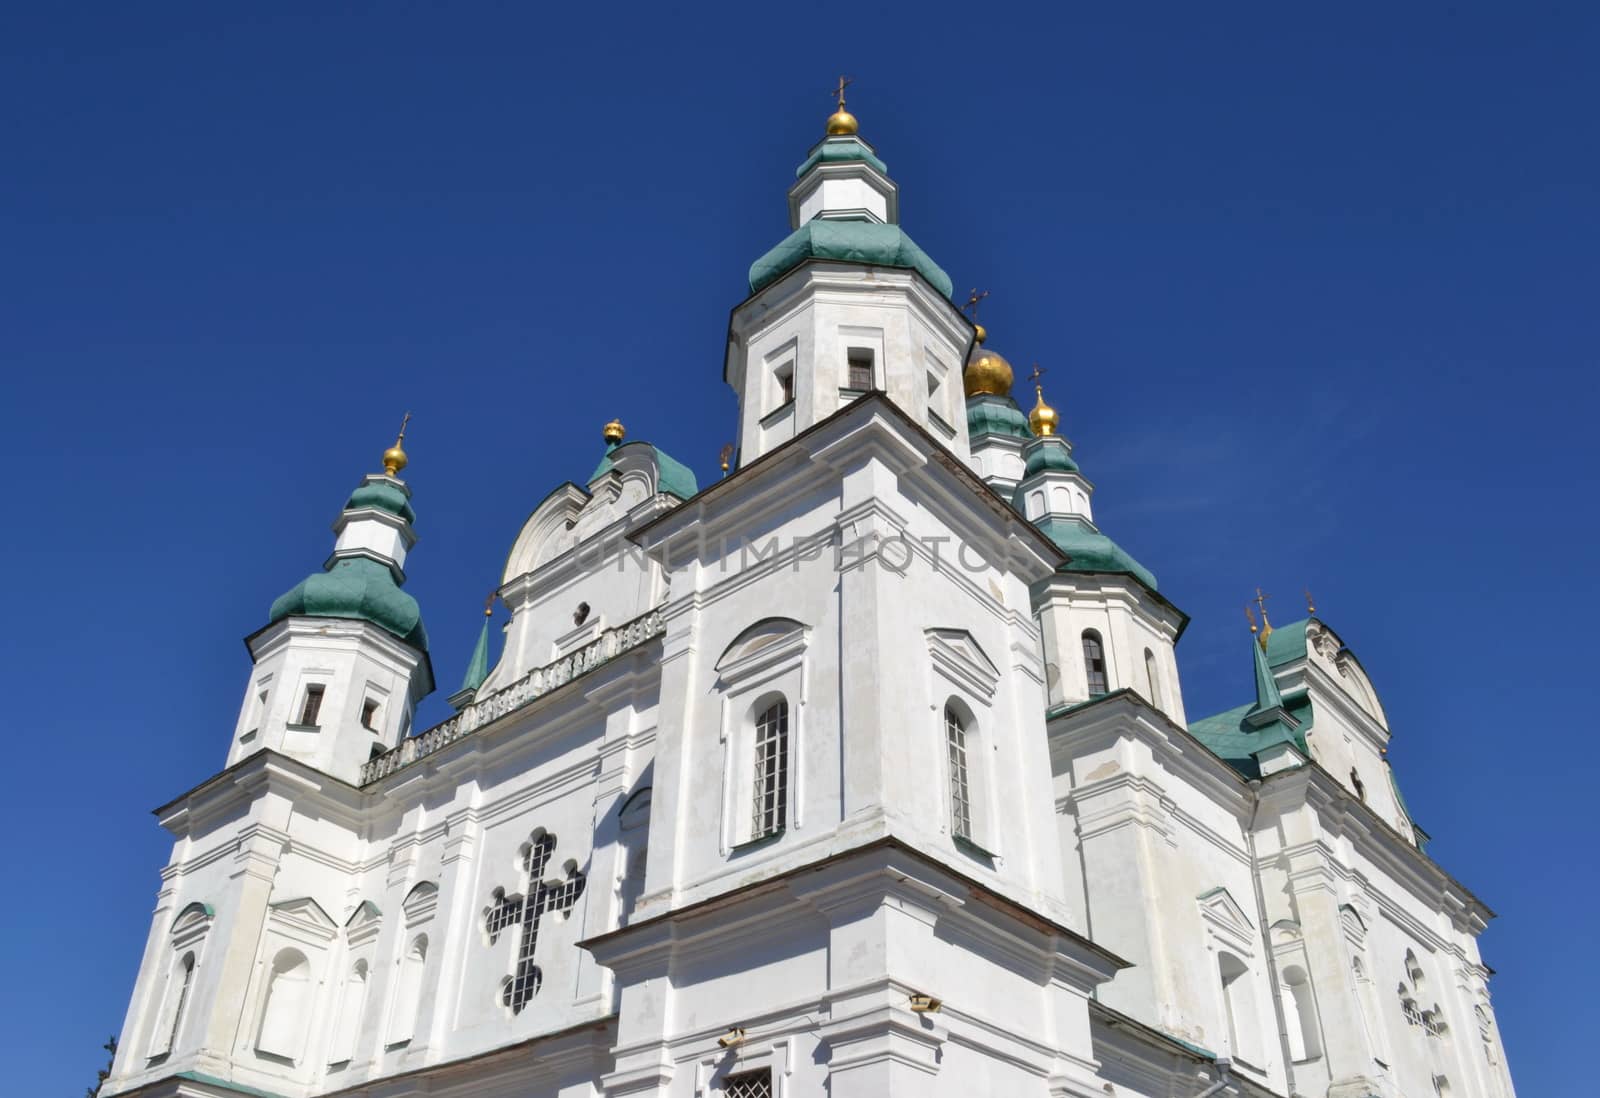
(795, 137), (889, 179)
(966, 394), (1034, 441)
(1033, 515), (1159, 590)
(1024, 437), (1080, 476)
(749, 220), (953, 298)
(346, 482), (416, 523)
(269, 556), (429, 650)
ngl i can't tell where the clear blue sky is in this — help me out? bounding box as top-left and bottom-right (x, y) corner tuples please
(3, 4), (1593, 1093)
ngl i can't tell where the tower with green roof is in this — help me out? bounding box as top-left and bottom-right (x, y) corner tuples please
(224, 425), (435, 784)
(726, 99), (973, 469)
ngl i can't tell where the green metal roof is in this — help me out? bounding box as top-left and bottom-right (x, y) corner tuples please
(795, 136), (889, 178)
(269, 556), (428, 651)
(345, 481), (415, 523)
(1023, 436), (1080, 476)
(966, 393), (1033, 441)
(1187, 694), (1313, 779)
(1188, 636), (1312, 778)
(1032, 514), (1159, 590)
(459, 614), (493, 694)
(748, 219), (954, 298)
(589, 440), (700, 501)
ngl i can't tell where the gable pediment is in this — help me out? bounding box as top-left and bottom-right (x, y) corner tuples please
(1197, 886), (1255, 952)
(266, 896), (339, 942)
(927, 628), (1001, 698)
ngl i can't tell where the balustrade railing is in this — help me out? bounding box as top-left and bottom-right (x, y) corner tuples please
(359, 607), (665, 785)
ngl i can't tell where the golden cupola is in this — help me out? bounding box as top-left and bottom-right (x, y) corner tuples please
(964, 325), (1015, 397)
(1028, 371), (1060, 436)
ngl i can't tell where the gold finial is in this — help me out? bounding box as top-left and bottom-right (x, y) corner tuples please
(1254, 587), (1274, 650)
(603, 418), (625, 445)
(963, 288), (990, 345)
(1027, 364), (1059, 436)
(719, 443), (734, 477)
(1245, 605), (1259, 635)
(826, 75), (859, 135)
(1304, 588), (1317, 615)
(483, 591), (497, 618)
(382, 411), (411, 476)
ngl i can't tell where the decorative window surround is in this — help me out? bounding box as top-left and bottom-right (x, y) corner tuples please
(715, 619), (809, 852)
(927, 628), (1000, 858)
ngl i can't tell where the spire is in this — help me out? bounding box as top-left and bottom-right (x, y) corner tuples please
(1243, 603), (1299, 735)
(454, 594), (496, 704)
(1250, 626), (1286, 713)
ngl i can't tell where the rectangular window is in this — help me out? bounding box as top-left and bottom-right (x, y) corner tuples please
(360, 698), (380, 731)
(298, 684), (325, 727)
(847, 348), (874, 391)
(775, 362), (795, 406)
(722, 1069), (773, 1098)
(751, 700), (789, 839)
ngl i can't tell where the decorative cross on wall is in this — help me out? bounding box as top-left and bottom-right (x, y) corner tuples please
(484, 831), (587, 1014)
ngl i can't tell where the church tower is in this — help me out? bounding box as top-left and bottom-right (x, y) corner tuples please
(225, 422), (435, 784)
(726, 87), (973, 467)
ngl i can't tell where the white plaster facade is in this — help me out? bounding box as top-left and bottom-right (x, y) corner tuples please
(103, 114), (1516, 1098)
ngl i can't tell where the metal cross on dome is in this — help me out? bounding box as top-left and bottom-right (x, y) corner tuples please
(963, 287), (990, 322)
(484, 831), (586, 1014)
(831, 74), (853, 110)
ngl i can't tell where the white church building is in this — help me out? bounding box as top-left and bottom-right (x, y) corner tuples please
(102, 99), (1517, 1098)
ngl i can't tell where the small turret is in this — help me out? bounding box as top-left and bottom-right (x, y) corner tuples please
(225, 420), (435, 782)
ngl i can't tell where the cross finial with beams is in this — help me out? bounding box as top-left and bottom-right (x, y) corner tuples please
(483, 590), (497, 617)
(1254, 586), (1271, 622)
(1029, 363), (1046, 387)
(395, 411), (411, 446)
(963, 288), (990, 323)
(831, 75), (853, 111)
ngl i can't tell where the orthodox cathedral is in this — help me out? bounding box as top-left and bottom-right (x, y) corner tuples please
(103, 96), (1517, 1098)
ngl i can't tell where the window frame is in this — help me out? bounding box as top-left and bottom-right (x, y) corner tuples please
(1082, 630), (1109, 697)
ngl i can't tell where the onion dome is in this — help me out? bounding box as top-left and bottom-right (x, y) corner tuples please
(269, 557), (428, 650)
(1028, 381), (1060, 436)
(964, 326), (1015, 397)
(826, 108), (859, 135)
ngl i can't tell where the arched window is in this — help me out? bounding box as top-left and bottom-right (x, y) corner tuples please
(1143, 648), (1162, 709)
(386, 936), (427, 1047)
(1280, 964), (1322, 1061)
(1433, 1075), (1452, 1097)
(1082, 631), (1108, 696)
(1476, 1005), (1499, 1065)
(327, 959), (368, 1066)
(256, 949), (311, 1061)
(751, 698), (788, 839)
(1405, 950), (1426, 992)
(1351, 768), (1367, 802)
(1218, 952), (1250, 1059)
(944, 703), (972, 840)
(148, 951), (195, 1058)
